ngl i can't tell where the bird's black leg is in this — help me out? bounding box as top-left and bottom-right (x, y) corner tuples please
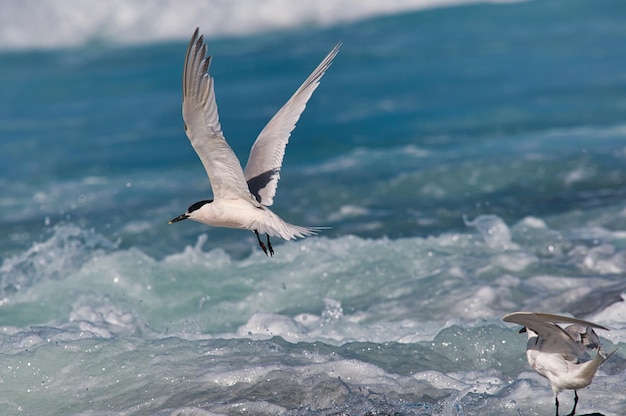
(567, 391), (578, 416)
(555, 395), (559, 416)
(254, 230), (268, 256)
(266, 234), (274, 257)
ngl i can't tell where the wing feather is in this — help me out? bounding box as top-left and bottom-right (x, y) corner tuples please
(503, 312), (608, 360)
(244, 43), (341, 205)
(503, 312), (609, 332)
(182, 28), (254, 202)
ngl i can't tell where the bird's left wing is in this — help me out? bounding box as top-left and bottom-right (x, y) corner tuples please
(182, 28), (254, 202)
(243, 43), (341, 206)
(503, 312), (609, 360)
(503, 312), (609, 332)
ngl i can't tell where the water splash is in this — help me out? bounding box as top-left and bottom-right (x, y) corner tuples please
(0, 224), (117, 298)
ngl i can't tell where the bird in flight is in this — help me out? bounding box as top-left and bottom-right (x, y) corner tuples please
(169, 28), (340, 256)
(503, 312), (617, 416)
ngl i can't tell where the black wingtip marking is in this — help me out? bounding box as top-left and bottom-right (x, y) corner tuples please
(247, 168), (279, 203)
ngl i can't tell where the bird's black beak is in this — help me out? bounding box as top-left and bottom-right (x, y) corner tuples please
(518, 326), (527, 334)
(169, 214), (189, 224)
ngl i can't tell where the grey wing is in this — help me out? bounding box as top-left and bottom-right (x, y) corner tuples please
(565, 324), (602, 350)
(243, 42), (341, 206)
(503, 312), (608, 360)
(503, 312), (609, 331)
(183, 28), (254, 202)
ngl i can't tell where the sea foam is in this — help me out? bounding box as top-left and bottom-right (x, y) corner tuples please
(0, 0), (521, 50)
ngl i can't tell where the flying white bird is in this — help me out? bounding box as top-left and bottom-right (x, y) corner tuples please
(503, 312), (617, 416)
(169, 28), (340, 256)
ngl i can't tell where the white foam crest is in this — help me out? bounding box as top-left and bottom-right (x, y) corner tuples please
(0, 223), (117, 298)
(326, 204), (371, 222)
(200, 357), (438, 406)
(236, 312), (308, 341)
(4, 216), (626, 349)
(68, 293), (152, 338)
(226, 296), (506, 346)
(230, 299), (446, 344)
(464, 214), (516, 250)
(0, 0), (521, 50)
(1, 308), (622, 415)
(60, 224), (626, 343)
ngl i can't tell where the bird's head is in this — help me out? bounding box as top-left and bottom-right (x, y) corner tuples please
(169, 199), (213, 224)
(517, 326), (540, 342)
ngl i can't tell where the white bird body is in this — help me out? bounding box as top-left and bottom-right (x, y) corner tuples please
(188, 197), (314, 241)
(525, 326), (608, 393)
(503, 312), (617, 416)
(170, 28), (340, 255)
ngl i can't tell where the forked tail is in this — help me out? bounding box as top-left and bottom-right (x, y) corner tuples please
(579, 345), (618, 384)
(252, 210), (328, 241)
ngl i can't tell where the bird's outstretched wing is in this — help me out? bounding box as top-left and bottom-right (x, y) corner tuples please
(503, 312), (609, 332)
(503, 312), (609, 360)
(182, 28), (254, 202)
(244, 43), (341, 206)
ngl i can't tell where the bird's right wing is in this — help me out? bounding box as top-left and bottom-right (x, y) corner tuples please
(243, 43), (341, 206)
(182, 28), (254, 202)
(565, 324), (602, 350)
(503, 312), (609, 332)
(503, 312), (609, 360)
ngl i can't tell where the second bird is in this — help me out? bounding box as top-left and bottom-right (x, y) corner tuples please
(503, 312), (617, 416)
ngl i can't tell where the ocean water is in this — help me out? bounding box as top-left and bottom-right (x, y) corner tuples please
(2, 0), (626, 414)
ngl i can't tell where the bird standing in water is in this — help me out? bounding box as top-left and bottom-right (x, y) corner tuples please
(503, 312), (617, 416)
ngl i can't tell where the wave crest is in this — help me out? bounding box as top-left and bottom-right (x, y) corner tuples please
(1, 0), (520, 50)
